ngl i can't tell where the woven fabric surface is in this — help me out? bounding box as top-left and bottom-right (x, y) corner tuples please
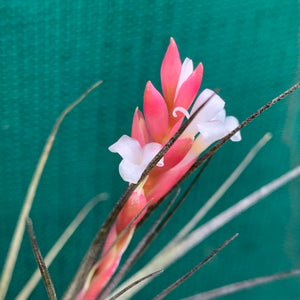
(0, 1), (300, 299)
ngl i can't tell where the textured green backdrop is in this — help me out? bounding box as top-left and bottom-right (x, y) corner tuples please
(1, 1), (300, 299)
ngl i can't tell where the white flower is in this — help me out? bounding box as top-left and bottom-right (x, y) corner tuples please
(173, 89), (241, 145)
(109, 135), (164, 184)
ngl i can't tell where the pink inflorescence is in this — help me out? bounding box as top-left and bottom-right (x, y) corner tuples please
(77, 38), (241, 300)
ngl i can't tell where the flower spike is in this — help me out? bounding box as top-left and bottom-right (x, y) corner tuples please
(79, 39), (241, 300)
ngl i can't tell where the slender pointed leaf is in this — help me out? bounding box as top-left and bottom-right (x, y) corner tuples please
(26, 219), (57, 300)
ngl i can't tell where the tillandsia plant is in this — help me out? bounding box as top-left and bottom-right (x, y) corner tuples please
(1, 38), (300, 300)
(76, 38), (242, 299)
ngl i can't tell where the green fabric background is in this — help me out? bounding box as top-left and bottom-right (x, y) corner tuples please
(1, 1), (300, 299)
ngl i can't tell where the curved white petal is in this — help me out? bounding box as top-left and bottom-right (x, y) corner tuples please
(191, 89), (225, 122)
(172, 106), (190, 119)
(225, 116), (242, 141)
(197, 120), (227, 145)
(109, 135), (142, 164)
(119, 159), (146, 184)
(142, 142), (164, 167)
(175, 58), (194, 98)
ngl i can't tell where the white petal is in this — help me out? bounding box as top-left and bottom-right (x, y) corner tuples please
(175, 58), (194, 98)
(119, 159), (146, 184)
(190, 89), (214, 114)
(142, 143), (164, 167)
(213, 108), (226, 122)
(182, 89), (225, 138)
(191, 89), (225, 122)
(197, 120), (227, 145)
(109, 135), (143, 164)
(182, 118), (200, 137)
(225, 116), (242, 142)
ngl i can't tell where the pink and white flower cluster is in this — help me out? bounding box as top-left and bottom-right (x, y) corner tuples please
(77, 38), (241, 300)
(110, 38), (241, 202)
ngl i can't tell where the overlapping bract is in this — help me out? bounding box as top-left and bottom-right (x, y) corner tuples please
(78, 38), (241, 300)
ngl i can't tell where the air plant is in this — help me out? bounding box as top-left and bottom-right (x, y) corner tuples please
(1, 38), (300, 300)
